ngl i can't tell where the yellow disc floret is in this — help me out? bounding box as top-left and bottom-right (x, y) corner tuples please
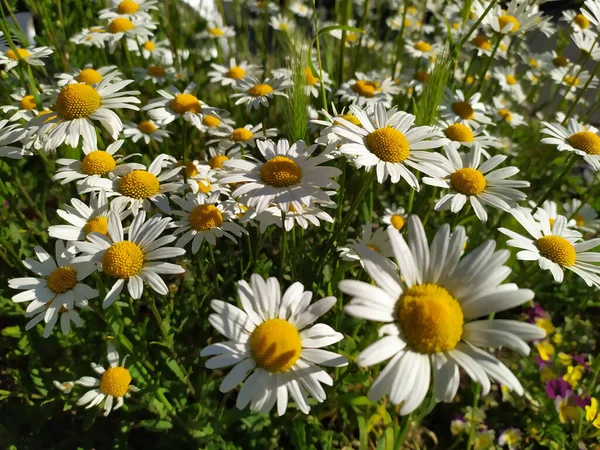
(568, 131), (600, 155)
(390, 215), (405, 231)
(81, 151), (117, 175)
(76, 68), (103, 85)
(47, 267), (78, 294)
(444, 123), (474, 142)
(505, 74), (518, 85)
(170, 93), (201, 115)
(553, 56), (568, 67)
(147, 66), (166, 77)
(196, 179), (212, 194)
(55, 84), (101, 120)
(536, 235), (576, 267)
(248, 83), (274, 97)
(138, 120), (157, 134)
(498, 109), (513, 122)
(260, 156), (302, 187)
(227, 66), (246, 80)
(102, 241), (145, 278)
(574, 13), (590, 29)
(109, 17), (135, 34)
(231, 128), (253, 142)
(498, 15), (520, 32)
(208, 27), (224, 37)
(366, 127), (410, 163)
(99, 366), (132, 397)
(118, 170), (160, 199)
(117, 0), (139, 14)
(351, 80), (378, 98)
(471, 35), (491, 50)
(304, 67), (319, 85)
(450, 168), (487, 195)
(209, 155), (229, 169)
(451, 101), (475, 120)
(396, 283), (464, 353)
(413, 41), (432, 52)
(250, 318), (302, 372)
(84, 216), (109, 236)
(6, 48), (30, 60)
(19, 95), (36, 110)
(189, 204), (223, 231)
(202, 115), (221, 128)
(143, 41), (156, 51)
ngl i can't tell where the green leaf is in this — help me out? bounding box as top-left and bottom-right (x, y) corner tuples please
(357, 415), (368, 450)
(138, 419), (173, 431)
(1, 325), (21, 338)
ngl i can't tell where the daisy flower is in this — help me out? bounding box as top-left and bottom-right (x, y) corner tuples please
(540, 119), (600, 171)
(220, 138), (341, 212)
(128, 37), (172, 62)
(8, 241), (98, 338)
(337, 73), (400, 107)
(53, 139), (144, 187)
(0, 119), (29, 159)
(251, 203), (334, 232)
(48, 190), (128, 242)
(330, 103), (445, 187)
(196, 112), (235, 134)
(290, 1), (312, 17)
(143, 82), (214, 131)
(171, 192), (247, 253)
(338, 224), (395, 262)
(530, 200), (575, 229)
(490, 96), (527, 127)
(205, 146), (241, 170)
(208, 58), (261, 86)
(438, 119), (503, 153)
(339, 216), (544, 415)
(0, 41), (53, 71)
(200, 275), (347, 415)
(35, 73), (141, 152)
(405, 39), (439, 59)
(499, 207), (600, 287)
(583, 0), (600, 31)
(70, 27), (111, 48)
(75, 210), (185, 307)
(198, 23), (236, 39)
(498, 428), (522, 450)
(312, 104), (361, 155)
(382, 204), (406, 231)
(207, 123), (277, 150)
(272, 66), (332, 98)
(98, 0), (158, 19)
(123, 120), (170, 144)
(571, 31), (600, 61)
(55, 65), (122, 87)
(230, 76), (289, 111)
(564, 199), (600, 232)
(82, 154), (183, 215)
(270, 14), (295, 32)
(0, 88), (46, 122)
(440, 90), (492, 127)
(423, 143), (529, 222)
(550, 66), (598, 92)
(73, 343), (139, 416)
(134, 65), (177, 84)
(105, 16), (157, 53)
(487, 0), (543, 35)
(493, 66), (526, 100)
(187, 164), (231, 196)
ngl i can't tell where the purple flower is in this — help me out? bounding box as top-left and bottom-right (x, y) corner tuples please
(546, 378), (571, 399)
(523, 303), (549, 323)
(572, 354), (590, 370)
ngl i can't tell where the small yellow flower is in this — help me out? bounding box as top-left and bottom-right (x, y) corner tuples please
(552, 333), (563, 345)
(563, 365), (584, 388)
(535, 317), (555, 335)
(586, 398), (600, 429)
(557, 397), (580, 423)
(557, 352), (572, 366)
(536, 341), (555, 361)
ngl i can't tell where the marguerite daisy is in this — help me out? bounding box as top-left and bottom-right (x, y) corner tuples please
(230, 76), (289, 111)
(208, 58), (262, 86)
(55, 65), (122, 87)
(98, 0), (158, 20)
(441, 90), (492, 127)
(487, 0), (543, 35)
(0, 119), (29, 159)
(564, 199), (600, 232)
(104, 16), (157, 53)
(0, 41), (53, 71)
(382, 204), (406, 231)
(207, 123), (277, 150)
(123, 120), (170, 143)
(540, 119), (600, 171)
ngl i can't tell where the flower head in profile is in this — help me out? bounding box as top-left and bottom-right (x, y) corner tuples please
(208, 58), (261, 86)
(0, 119), (29, 159)
(541, 119), (600, 171)
(0, 38), (53, 71)
(336, 72), (399, 107)
(487, 0), (542, 35)
(123, 120), (170, 144)
(75, 211), (185, 307)
(98, 0), (158, 20)
(201, 275), (347, 415)
(339, 216), (544, 415)
(55, 64), (122, 87)
(104, 15), (157, 53)
(73, 342), (139, 416)
(230, 76), (289, 110)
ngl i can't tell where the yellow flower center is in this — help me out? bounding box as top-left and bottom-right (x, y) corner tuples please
(498, 108), (513, 122)
(99, 366), (132, 397)
(84, 216), (109, 236)
(574, 13), (590, 29)
(81, 150), (117, 175)
(117, 0), (139, 14)
(471, 35), (491, 50)
(202, 115), (220, 127)
(138, 120), (157, 134)
(118, 170), (160, 199)
(6, 48), (30, 60)
(55, 84), (101, 120)
(529, 58), (538, 68)
(147, 65), (166, 77)
(102, 241), (145, 278)
(208, 27), (224, 37)
(351, 80), (378, 98)
(565, 75), (580, 87)
(536, 235), (576, 267)
(19, 95), (36, 110)
(76, 68), (103, 85)
(498, 14), (520, 32)
(225, 65), (246, 80)
(413, 41), (432, 52)
(47, 267), (78, 294)
(184, 161), (197, 178)
(196, 179), (212, 194)
(505, 74), (518, 85)
(143, 41), (156, 51)
(390, 214), (405, 230)
(366, 127), (410, 163)
(451, 101), (475, 120)
(334, 114), (362, 127)
(574, 213), (586, 227)
(466, 75), (474, 84)
(450, 168), (487, 195)
(260, 155), (302, 187)
(89, 27), (106, 33)
(396, 283), (464, 353)
(209, 155), (229, 169)
(553, 56), (568, 67)
(248, 83), (274, 97)
(415, 71), (429, 83)
(189, 204), (223, 231)
(304, 67), (319, 86)
(250, 318), (302, 372)
(170, 93), (201, 115)
(568, 131), (600, 155)
(444, 123), (474, 142)
(231, 127), (254, 142)
(108, 17), (135, 34)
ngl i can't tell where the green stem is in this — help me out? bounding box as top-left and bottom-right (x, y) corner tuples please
(391, 1), (409, 78)
(312, 0), (328, 111)
(458, 0), (497, 50)
(476, 34), (500, 94)
(562, 59), (600, 124)
(465, 384), (481, 450)
(393, 413), (413, 450)
(534, 156), (576, 210)
(336, 0), (350, 88)
(279, 212), (287, 278)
